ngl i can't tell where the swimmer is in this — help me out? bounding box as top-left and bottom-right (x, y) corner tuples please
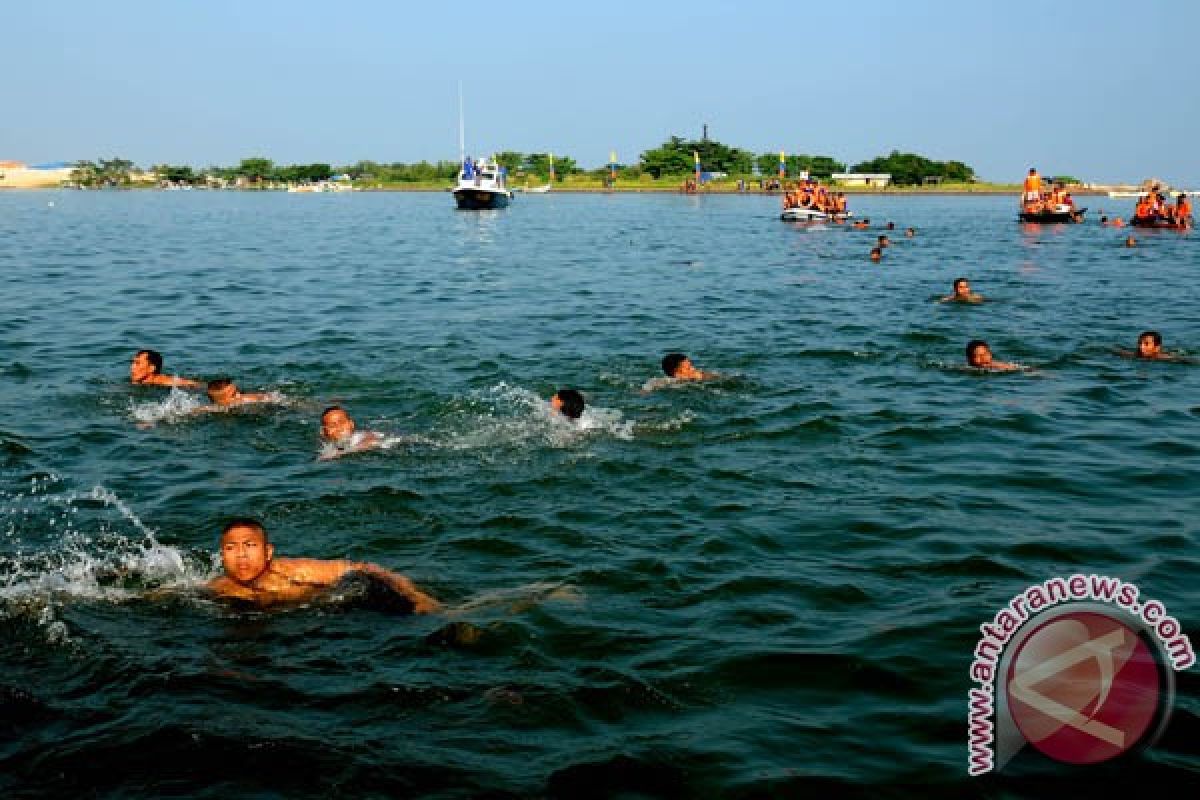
(130, 349), (201, 388)
(886, 221), (896, 230)
(965, 339), (1018, 371)
(550, 388), (585, 419)
(1112, 217), (1125, 228)
(1125, 235), (1137, 248)
(1100, 215), (1109, 225)
(207, 518), (439, 611)
(204, 377), (277, 408)
(853, 218), (871, 229)
(869, 247), (883, 262)
(940, 277), (983, 304)
(1116, 330), (1187, 362)
(661, 352), (716, 381)
(877, 234), (891, 248)
(318, 406), (383, 459)
(905, 227), (916, 238)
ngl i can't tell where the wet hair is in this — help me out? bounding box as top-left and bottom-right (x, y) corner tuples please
(1139, 331), (1162, 347)
(221, 517), (268, 543)
(953, 277), (969, 290)
(966, 339), (989, 365)
(207, 377), (234, 393)
(877, 235), (888, 243)
(137, 349), (163, 374)
(554, 388), (585, 419)
(869, 247), (882, 258)
(661, 353), (688, 377)
(1100, 215), (1108, 223)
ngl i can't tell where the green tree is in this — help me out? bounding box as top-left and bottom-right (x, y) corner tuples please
(494, 151), (524, 173)
(755, 153), (847, 179)
(850, 150), (976, 185)
(525, 153), (578, 180)
(238, 157), (274, 182)
(640, 135), (755, 178)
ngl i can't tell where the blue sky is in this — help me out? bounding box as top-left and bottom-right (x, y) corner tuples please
(3, 0), (1197, 183)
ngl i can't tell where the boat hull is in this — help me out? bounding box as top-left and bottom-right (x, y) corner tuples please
(1017, 209), (1086, 224)
(1130, 215), (1189, 229)
(781, 208), (851, 222)
(454, 188), (511, 210)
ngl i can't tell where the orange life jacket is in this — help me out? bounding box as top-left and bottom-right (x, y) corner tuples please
(1178, 199), (1192, 217)
(1023, 175), (1041, 193)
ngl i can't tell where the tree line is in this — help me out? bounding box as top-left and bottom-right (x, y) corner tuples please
(71, 138), (978, 187)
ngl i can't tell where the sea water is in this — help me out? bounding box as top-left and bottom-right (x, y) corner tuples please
(1, 190), (1196, 796)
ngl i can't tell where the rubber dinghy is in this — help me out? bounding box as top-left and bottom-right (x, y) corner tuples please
(1130, 214), (1188, 229)
(1017, 206), (1086, 223)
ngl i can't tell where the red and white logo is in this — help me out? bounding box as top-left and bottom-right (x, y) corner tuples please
(1005, 611), (1162, 765)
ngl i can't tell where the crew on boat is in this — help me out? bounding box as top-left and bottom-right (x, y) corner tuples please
(782, 178), (848, 217)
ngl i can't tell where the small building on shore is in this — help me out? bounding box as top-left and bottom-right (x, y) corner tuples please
(832, 173), (892, 188)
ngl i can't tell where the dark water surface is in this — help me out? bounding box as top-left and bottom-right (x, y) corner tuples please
(1, 190), (1197, 797)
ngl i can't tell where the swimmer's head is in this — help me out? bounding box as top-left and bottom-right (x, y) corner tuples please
(320, 406), (355, 441)
(1101, 215), (1108, 224)
(207, 377), (237, 405)
(661, 353), (688, 378)
(953, 277), (971, 298)
(219, 517), (273, 585)
(869, 247), (882, 262)
(877, 235), (890, 246)
(550, 388), (585, 420)
(886, 222), (895, 230)
(966, 339), (992, 368)
(1137, 331), (1162, 358)
(131, 349), (163, 382)
(905, 227), (915, 237)
(1125, 236), (1137, 248)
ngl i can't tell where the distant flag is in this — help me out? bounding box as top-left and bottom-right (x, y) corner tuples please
(549, 152), (555, 182)
(609, 150), (617, 183)
(779, 150), (786, 179)
(694, 150), (701, 183)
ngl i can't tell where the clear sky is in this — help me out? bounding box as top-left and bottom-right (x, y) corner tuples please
(3, 0), (1197, 184)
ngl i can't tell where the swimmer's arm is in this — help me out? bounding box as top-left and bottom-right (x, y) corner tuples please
(168, 376), (203, 389)
(351, 562), (441, 613)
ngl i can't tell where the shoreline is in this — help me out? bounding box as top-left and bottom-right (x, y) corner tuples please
(3, 185), (1116, 196)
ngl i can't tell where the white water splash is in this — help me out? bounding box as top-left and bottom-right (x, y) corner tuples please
(130, 387), (204, 425)
(0, 482), (209, 643)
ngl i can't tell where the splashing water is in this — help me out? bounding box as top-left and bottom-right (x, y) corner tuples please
(0, 480), (208, 643)
(129, 387), (205, 425)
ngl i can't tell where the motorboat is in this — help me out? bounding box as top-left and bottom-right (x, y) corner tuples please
(452, 156), (513, 210)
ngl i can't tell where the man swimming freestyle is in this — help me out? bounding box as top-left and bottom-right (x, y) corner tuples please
(940, 278), (983, 303)
(204, 378), (278, 408)
(207, 518), (439, 611)
(661, 352), (716, 381)
(965, 340), (1018, 371)
(550, 388), (586, 419)
(319, 405), (383, 459)
(130, 350), (201, 388)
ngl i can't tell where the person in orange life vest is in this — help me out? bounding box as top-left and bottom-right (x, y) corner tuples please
(1022, 168), (1042, 208)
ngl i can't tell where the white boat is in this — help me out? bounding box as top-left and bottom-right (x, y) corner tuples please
(526, 184), (552, 194)
(450, 84), (513, 210)
(453, 157), (514, 209)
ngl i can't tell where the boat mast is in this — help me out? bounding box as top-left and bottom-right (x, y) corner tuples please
(457, 81), (466, 164)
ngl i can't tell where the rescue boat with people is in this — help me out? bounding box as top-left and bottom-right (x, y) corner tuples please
(1017, 205), (1086, 224)
(779, 179), (851, 222)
